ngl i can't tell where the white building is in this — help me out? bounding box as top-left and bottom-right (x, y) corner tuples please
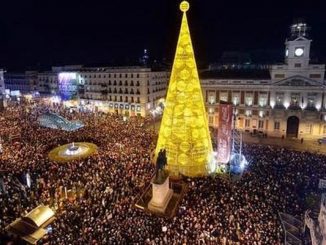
(37, 66), (169, 117)
(202, 22), (326, 138)
(78, 67), (169, 116)
(0, 69), (5, 95)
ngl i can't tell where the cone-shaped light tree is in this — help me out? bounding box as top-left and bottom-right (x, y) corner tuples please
(155, 1), (213, 177)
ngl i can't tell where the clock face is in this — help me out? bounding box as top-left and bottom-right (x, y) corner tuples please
(285, 49), (289, 57)
(295, 48), (304, 57)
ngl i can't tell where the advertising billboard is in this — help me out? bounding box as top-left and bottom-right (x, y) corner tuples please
(58, 72), (78, 100)
(217, 102), (233, 164)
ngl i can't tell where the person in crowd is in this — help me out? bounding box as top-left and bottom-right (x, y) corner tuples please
(0, 100), (325, 244)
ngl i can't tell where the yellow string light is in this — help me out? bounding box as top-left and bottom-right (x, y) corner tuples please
(155, 1), (212, 177)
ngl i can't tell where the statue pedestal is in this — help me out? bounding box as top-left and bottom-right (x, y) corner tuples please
(148, 172), (173, 213)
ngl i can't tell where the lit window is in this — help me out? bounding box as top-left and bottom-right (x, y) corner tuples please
(245, 110), (251, 117)
(258, 120), (264, 129)
(208, 96), (215, 104)
(275, 93), (284, 106)
(259, 94), (267, 107)
(232, 95), (239, 105)
(245, 96), (253, 106)
(220, 93), (228, 102)
(290, 93), (300, 108)
(245, 119), (250, 127)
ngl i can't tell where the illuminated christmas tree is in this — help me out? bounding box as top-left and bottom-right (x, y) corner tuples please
(155, 1), (213, 177)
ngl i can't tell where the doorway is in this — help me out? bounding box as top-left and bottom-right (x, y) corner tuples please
(286, 116), (299, 138)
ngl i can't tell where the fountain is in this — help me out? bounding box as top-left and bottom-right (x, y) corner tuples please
(48, 142), (98, 162)
(65, 142), (82, 156)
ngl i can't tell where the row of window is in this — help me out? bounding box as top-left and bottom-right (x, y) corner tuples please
(81, 73), (141, 79)
(86, 87), (141, 95)
(84, 87), (166, 95)
(82, 95), (141, 104)
(207, 91), (321, 109)
(244, 119), (265, 129)
(86, 80), (141, 86)
(275, 73), (322, 79)
(108, 96), (141, 103)
(245, 120), (326, 134)
(207, 91), (268, 107)
(208, 80), (268, 85)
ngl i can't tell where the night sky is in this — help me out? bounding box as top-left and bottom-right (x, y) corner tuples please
(0, 0), (325, 71)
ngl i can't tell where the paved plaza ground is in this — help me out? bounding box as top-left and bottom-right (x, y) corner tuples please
(242, 133), (326, 154)
(150, 119), (326, 154)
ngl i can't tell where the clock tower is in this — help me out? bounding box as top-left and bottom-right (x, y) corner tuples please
(285, 21), (311, 69)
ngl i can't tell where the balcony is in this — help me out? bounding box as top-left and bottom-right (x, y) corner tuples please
(101, 90), (108, 95)
(305, 106), (318, 112)
(288, 105), (301, 111)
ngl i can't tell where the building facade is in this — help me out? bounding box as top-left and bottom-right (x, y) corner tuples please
(4, 71), (38, 95)
(37, 66), (169, 116)
(202, 22), (326, 138)
(0, 69), (4, 95)
(37, 65), (83, 95)
(78, 67), (169, 116)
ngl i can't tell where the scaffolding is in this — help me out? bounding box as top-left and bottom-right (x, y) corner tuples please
(231, 107), (242, 163)
(229, 107), (246, 175)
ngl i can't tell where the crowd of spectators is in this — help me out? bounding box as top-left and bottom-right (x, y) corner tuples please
(0, 100), (325, 244)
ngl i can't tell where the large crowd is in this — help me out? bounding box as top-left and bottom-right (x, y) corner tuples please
(0, 100), (326, 244)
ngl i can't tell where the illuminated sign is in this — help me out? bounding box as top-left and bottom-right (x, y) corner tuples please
(58, 72), (78, 100)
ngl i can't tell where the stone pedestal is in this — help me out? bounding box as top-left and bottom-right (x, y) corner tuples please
(148, 172), (173, 213)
